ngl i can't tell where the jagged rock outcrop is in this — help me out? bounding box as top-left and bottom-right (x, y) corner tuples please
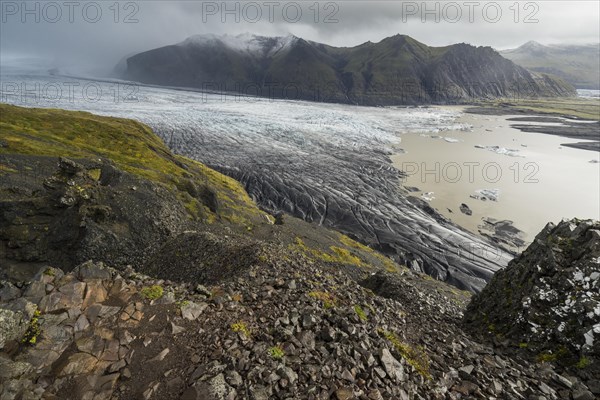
(123, 33), (576, 105)
(465, 219), (600, 382)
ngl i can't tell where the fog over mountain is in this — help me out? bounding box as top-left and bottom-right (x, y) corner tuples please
(1, 1), (599, 76)
(501, 41), (600, 89)
(123, 32), (575, 104)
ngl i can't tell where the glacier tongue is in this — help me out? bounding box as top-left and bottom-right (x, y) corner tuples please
(0, 73), (511, 292)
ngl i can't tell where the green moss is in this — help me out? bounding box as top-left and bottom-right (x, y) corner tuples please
(231, 322), (251, 338)
(576, 357), (590, 369)
(268, 346), (285, 360)
(537, 352), (557, 363)
(21, 309), (42, 346)
(308, 291), (338, 309)
(0, 104), (261, 225)
(379, 329), (431, 379)
(292, 236), (387, 270)
(42, 268), (56, 277)
(87, 168), (101, 181)
(536, 347), (569, 364)
(339, 234), (399, 272)
(354, 305), (367, 321)
(0, 163), (18, 174)
(140, 285), (164, 300)
(330, 246), (363, 265)
(519, 342), (528, 349)
(176, 300), (190, 308)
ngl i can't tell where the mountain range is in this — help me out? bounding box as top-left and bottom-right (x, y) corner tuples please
(501, 41), (600, 90)
(122, 33), (576, 105)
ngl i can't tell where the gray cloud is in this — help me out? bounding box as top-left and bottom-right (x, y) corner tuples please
(1, 1), (598, 76)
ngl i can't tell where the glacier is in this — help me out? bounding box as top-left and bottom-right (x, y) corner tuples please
(0, 73), (512, 291)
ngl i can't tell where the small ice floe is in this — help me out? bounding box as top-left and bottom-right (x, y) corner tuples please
(470, 189), (500, 202)
(444, 137), (461, 143)
(421, 192), (435, 201)
(474, 145), (523, 157)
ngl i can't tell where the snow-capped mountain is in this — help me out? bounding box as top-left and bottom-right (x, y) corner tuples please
(122, 33), (576, 105)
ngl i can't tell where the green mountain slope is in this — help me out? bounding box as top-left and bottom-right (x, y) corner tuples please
(124, 34), (576, 105)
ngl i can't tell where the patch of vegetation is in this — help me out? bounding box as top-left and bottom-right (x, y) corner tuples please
(481, 98), (600, 120)
(339, 234), (400, 272)
(330, 246), (363, 265)
(21, 309), (42, 346)
(231, 322), (251, 338)
(140, 285), (164, 300)
(292, 236), (381, 270)
(87, 168), (101, 181)
(308, 291), (338, 309)
(354, 305), (368, 321)
(379, 329), (431, 379)
(268, 346), (285, 360)
(42, 268), (56, 277)
(575, 357), (590, 369)
(536, 347), (568, 364)
(537, 352), (557, 363)
(0, 104), (261, 224)
(0, 163), (18, 174)
(519, 342), (528, 349)
(175, 300), (190, 308)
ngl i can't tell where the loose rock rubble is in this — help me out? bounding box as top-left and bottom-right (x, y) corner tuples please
(2, 243), (596, 399)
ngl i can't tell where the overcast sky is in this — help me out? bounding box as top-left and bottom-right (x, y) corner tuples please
(1, 1), (599, 75)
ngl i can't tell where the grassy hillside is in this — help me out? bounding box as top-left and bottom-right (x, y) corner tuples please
(0, 103), (261, 225)
(0, 103), (409, 279)
(476, 97), (600, 120)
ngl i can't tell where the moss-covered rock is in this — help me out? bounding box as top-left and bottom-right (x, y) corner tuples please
(464, 219), (600, 377)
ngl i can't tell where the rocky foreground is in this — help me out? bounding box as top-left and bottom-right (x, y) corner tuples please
(1, 234), (598, 400)
(1, 104), (599, 399)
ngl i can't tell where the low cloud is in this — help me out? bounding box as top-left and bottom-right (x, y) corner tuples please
(1, 1), (598, 76)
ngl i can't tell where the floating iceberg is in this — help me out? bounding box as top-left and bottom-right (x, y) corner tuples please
(421, 192), (435, 201)
(474, 145), (523, 157)
(471, 189), (500, 202)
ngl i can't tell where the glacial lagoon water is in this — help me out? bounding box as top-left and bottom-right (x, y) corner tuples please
(1, 72), (598, 289)
(392, 107), (600, 245)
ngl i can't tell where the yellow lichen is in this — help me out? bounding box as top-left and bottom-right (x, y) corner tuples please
(379, 329), (431, 379)
(231, 322), (251, 338)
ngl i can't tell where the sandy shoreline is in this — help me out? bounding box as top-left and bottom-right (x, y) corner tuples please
(392, 105), (600, 247)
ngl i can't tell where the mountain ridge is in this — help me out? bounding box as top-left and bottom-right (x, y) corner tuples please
(123, 33), (576, 105)
(501, 41), (600, 89)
